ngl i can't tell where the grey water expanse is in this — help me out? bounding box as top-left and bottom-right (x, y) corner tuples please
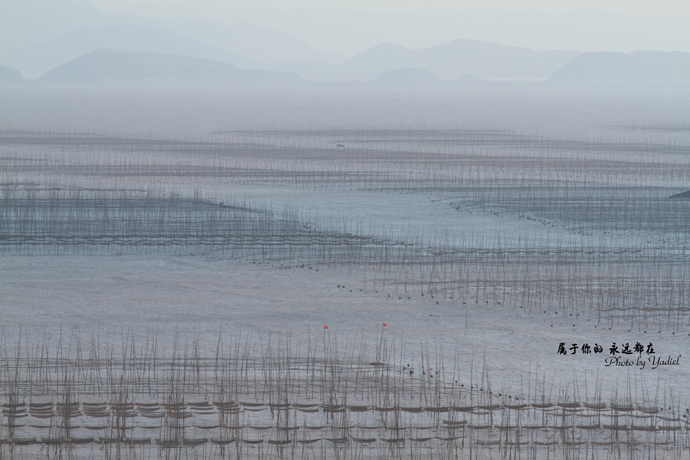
(2, 85), (690, 134)
(1, 84), (690, 458)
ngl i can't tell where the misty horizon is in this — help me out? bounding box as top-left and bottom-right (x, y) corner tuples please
(2, 0), (690, 85)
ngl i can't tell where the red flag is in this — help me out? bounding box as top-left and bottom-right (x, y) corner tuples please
(324, 325), (329, 330)
(383, 323), (387, 327)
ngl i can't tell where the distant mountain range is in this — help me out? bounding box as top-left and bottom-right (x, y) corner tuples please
(323, 40), (579, 81)
(4, 1), (689, 88)
(0, 65), (25, 83)
(0, 25), (259, 78)
(39, 49), (307, 85)
(0, 31), (580, 82)
(3, 43), (690, 87)
(549, 51), (690, 84)
(267, 40), (579, 81)
(0, 23), (339, 79)
(0, 26), (577, 82)
(29, 44), (551, 85)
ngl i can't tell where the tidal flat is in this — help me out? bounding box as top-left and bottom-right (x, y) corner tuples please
(1, 86), (689, 459)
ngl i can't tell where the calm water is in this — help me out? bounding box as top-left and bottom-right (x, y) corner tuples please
(2, 85), (690, 137)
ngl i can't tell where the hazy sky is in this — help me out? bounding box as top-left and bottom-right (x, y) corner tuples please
(2, 0), (690, 60)
(86, 0), (689, 16)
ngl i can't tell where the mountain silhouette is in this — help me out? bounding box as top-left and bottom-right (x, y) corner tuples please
(0, 25), (260, 78)
(0, 65), (25, 83)
(40, 49), (307, 85)
(295, 39), (578, 81)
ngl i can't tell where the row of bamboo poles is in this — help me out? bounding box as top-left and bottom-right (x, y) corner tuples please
(0, 329), (687, 459)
